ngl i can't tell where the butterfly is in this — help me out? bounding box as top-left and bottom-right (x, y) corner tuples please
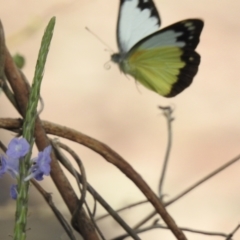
(111, 0), (204, 97)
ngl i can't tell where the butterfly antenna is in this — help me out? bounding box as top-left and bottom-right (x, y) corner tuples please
(104, 60), (112, 70)
(85, 27), (114, 53)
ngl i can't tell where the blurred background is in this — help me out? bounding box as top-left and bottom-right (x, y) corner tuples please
(0, 0), (240, 239)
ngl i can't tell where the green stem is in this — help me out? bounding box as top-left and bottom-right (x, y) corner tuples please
(13, 17), (55, 240)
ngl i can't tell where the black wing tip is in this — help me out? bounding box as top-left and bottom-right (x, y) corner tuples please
(155, 19), (204, 51)
(120, 0), (161, 25)
(183, 19), (204, 35)
(137, 0), (161, 25)
(181, 19), (204, 25)
(166, 51), (201, 98)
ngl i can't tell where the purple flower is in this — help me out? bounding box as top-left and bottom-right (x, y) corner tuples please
(0, 155), (7, 177)
(0, 155), (19, 178)
(10, 184), (18, 200)
(6, 138), (30, 159)
(0, 139), (52, 200)
(0, 137), (30, 178)
(25, 146), (52, 181)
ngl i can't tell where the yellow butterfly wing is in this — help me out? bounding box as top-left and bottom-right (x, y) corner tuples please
(123, 47), (187, 96)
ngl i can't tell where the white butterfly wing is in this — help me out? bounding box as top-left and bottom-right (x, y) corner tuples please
(117, 0), (161, 53)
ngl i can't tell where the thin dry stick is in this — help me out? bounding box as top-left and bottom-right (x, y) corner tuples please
(158, 106), (174, 198)
(226, 224), (240, 240)
(134, 106), (174, 230)
(0, 117), (187, 240)
(96, 200), (148, 221)
(0, 21), (18, 110)
(31, 179), (77, 240)
(112, 223), (229, 240)
(134, 152), (240, 229)
(41, 120), (187, 240)
(54, 140), (88, 220)
(52, 140), (141, 240)
(133, 210), (156, 229)
(133, 153), (240, 229)
(52, 140), (106, 240)
(165, 153), (240, 206)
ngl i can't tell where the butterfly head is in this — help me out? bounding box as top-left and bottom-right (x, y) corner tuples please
(111, 53), (125, 64)
(111, 53), (120, 64)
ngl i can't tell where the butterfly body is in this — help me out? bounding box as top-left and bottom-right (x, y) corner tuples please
(111, 0), (204, 97)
